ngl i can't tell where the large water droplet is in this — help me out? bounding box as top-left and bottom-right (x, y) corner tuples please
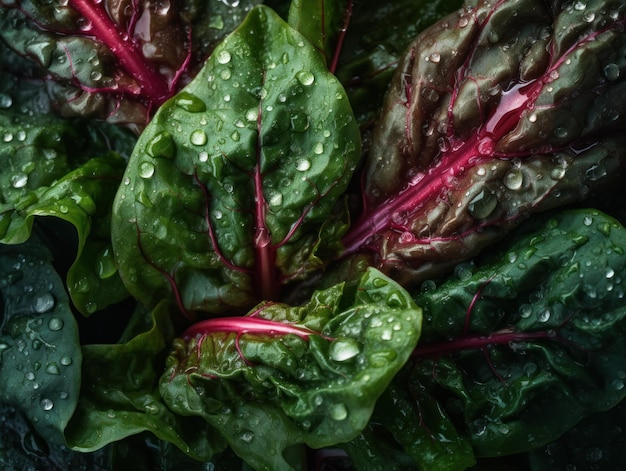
(175, 92), (206, 112)
(95, 247), (117, 279)
(190, 129), (208, 146)
(296, 159), (311, 171)
(468, 190), (498, 219)
(47, 318), (64, 331)
(139, 161), (155, 179)
(296, 70), (315, 86)
(329, 403), (348, 421)
(0, 93), (12, 109)
(40, 398), (54, 411)
(604, 63), (620, 81)
(46, 362), (60, 375)
(216, 50), (231, 64)
(11, 173), (28, 189)
(503, 168), (523, 190)
(33, 292), (55, 313)
(329, 338), (360, 362)
(146, 131), (175, 159)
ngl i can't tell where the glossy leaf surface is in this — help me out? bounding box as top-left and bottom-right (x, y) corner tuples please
(65, 302), (223, 461)
(343, 0), (626, 285)
(112, 5), (360, 316)
(359, 209), (626, 469)
(0, 236), (82, 445)
(160, 268), (421, 469)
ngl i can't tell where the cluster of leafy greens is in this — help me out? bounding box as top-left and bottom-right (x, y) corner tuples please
(1, 0), (626, 469)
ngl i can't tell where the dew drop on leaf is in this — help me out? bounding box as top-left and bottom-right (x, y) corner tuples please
(10, 174), (28, 189)
(46, 362), (60, 375)
(604, 63), (620, 81)
(40, 398), (54, 411)
(175, 92), (207, 113)
(190, 129), (208, 146)
(238, 430), (254, 443)
(216, 50), (232, 64)
(329, 338), (360, 362)
(47, 318), (64, 331)
(60, 356), (72, 366)
(139, 161), (155, 179)
(504, 168), (524, 190)
(146, 131), (175, 159)
(296, 159), (311, 171)
(329, 403), (348, 421)
(0, 93), (12, 108)
(32, 292), (55, 313)
(296, 70), (315, 86)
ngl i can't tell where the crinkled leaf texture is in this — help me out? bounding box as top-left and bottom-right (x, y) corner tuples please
(64, 302), (223, 461)
(343, 0), (626, 285)
(160, 268), (421, 470)
(0, 0), (191, 131)
(112, 5), (361, 317)
(350, 209), (626, 470)
(0, 109), (135, 314)
(0, 236), (82, 445)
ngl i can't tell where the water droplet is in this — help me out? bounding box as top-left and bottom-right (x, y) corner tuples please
(468, 190), (497, 219)
(504, 168), (524, 190)
(175, 92), (206, 113)
(313, 142), (324, 155)
(106, 409), (116, 418)
(190, 129), (208, 146)
(213, 210), (223, 220)
(528, 112), (537, 123)
(538, 309), (551, 322)
(519, 304), (532, 318)
(583, 215), (593, 226)
(40, 398), (54, 411)
(231, 130), (240, 142)
(604, 63), (620, 81)
(329, 403), (348, 421)
(46, 362), (60, 375)
(612, 378), (624, 390)
(585, 163), (606, 181)
(245, 108), (258, 122)
(220, 68), (232, 80)
(429, 52), (441, 63)
(33, 292), (55, 313)
(146, 131), (175, 159)
(239, 430), (255, 443)
(47, 318), (64, 331)
(95, 247), (117, 279)
(582, 11), (595, 22)
(296, 70), (315, 86)
(198, 151), (209, 162)
(296, 159), (311, 171)
(268, 191), (283, 207)
(329, 338), (360, 362)
(60, 356), (72, 366)
(0, 93), (12, 108)
(421, 87), (439, 102)
(139, 161), (155, 178)
(586, 447), (603, 463)
(11, 173), (28, 189)
(290, 112), (309, 132)
(216, 50), (231, 64)
(574, 1), (586, 10)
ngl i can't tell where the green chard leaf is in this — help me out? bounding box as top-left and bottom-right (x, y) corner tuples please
(112, 5), (361, 317)
(159, 268), (422, 469)
(388, 209), (626, 466)
(0, 109), (135, 314)
(0, 236), (82, 445)
(65, 302), (223, 461)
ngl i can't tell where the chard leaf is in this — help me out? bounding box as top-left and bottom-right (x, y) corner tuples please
(0, 110), (134, 314)
(0, 236), (81, 445)
(392, 209), (626, 464)
(0, 0), (189, 131)
(343, 0), (626, 285)
(159, 268), (422, 469)
(65, 302), (223, 461)
(112, 5), (361, 316)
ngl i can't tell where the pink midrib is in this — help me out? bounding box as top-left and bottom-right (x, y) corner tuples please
(68, 0), (170, 103)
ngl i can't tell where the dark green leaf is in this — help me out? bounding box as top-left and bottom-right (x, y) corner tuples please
(160, 268), (421, 469)
(0, 236), (82, 445)
(404, 209), (626, 461)
(65, 302), (224, 461)
(112, 5), (361, 316)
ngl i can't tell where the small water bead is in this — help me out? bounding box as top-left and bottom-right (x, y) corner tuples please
(40, 398), (54, 411)
(60, 356), (72, 366)
(268, 191), (283, 207)
(245, 108), (258, 122)
(329, 403), (348, 421)
(582, 11), (595, 22)
(428, 52), (441, 63)
(190, 129), (208, 146)
(139, 161), (155, 179)
(175, 93), (206, 113)
(583, 215), (593, 226)
(3, 132), (13, 143)
(216, 50), (231, 64)
(239, 430), (255, 443)
(220, 68), (232, 80)
(519, 304), (532, 318)
(198, 151), (209, 162)
(296, 70), (315, 86)
(46, 362), (60, 375)
(538, 309), (551, 322)
(528, 112), (538, 123)
(574, 1), (586, 10)
(313, 142), (324, 155)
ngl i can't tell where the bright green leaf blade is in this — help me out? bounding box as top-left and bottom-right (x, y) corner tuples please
(160, 268), (421, 469)
(65, 302), (224, 461)
(112, 5), (361, 316)
(0, 236), (82, 445)
(409, 209), (626, 458)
